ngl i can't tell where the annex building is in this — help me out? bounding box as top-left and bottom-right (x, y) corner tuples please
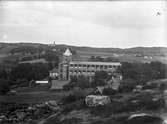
(58, 49), (122, 81)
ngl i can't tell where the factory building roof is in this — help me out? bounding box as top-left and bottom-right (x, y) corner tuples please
(69, 61), (121, 66)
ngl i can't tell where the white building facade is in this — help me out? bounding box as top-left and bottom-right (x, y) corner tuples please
(58, 49), (122, 81)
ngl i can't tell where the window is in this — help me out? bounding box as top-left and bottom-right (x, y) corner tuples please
(109, 65), (112, 68)
(70, 64), (73, 67)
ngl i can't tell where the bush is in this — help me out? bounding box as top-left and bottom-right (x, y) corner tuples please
(137, 94), (165, 110)
(11, 63), (49, 81)
(62, 99), (85, 114)
(62, 94), (77, 104)
(77, 75), (91, 89)
(90, 102), (124, 117)
(143, 83), (157, 90)
(16, 79), (29, 87)
(0, 79), (11, 95)
(102, 88), (117, 95)
(63, 88), (89, 104)
(63, 82), (77, 90)
(126, 93), (165, 111)
(64, 75), (91, 90)
(72, 87), (87, 99)
(119, 79), (137, 92)
(91, 71), (109, 87)
(91, 80), (106, 88)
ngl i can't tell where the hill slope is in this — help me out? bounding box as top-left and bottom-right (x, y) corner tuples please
(0, 42), (167, 64)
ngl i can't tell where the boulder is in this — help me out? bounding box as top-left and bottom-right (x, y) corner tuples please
(45, 100), (60, 112)
(127, 113), (164, 124)
(46, 100), (58, 107)
(85, 95), (111, 107)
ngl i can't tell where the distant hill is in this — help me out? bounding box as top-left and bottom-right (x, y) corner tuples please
(55, 44), (167, 63)
(0, 42), (167, 65)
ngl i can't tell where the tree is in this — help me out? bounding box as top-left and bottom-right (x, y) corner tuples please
(77, 75), (90, 89)
(64, 75), (91, 90)
(95, 71), (108, 80)
(11, 63), (49, 82)
(32, 64), (49, 80)
(11, 64), (34, 81)
(92, 71), (109, 87)
(120, 62), (167, 84)
(43, 50), (59, 68)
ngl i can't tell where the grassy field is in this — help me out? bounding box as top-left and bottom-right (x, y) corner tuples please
(0, 86), (70, 104)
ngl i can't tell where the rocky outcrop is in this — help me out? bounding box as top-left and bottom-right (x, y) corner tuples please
(85, 95), (111, 107)
(0, 100), (61, 124)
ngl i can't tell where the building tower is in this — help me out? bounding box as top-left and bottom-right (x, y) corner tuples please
(59, 48), (72, 80)
(62, 48), (72, 63)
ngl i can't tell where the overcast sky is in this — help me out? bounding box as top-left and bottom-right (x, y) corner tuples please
(0, 1), (166, 48)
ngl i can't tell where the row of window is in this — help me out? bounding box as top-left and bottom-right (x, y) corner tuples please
(69, 70), (96, 72)
(69, 67), (116, 70)
(69, 64), (118, 68)
(69, 72), (95, 75)
(69, 70), (114, 73)
(69, 68), (115, 71)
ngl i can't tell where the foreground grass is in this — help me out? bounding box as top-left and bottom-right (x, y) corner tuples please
(0, 86), (166, 124)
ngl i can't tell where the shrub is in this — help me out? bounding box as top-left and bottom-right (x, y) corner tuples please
(102, 88), (117, 95)
(143, 83), (157, 90)
(119, 79), (137, 92)
(72, 87), (89, 99)
(63, 88), (89, 104)
(77, 75), (91, 89)
(62, 99), (85, 114)
(91, 80), (106, 88)
(16, 79), (29, 87)
(62, 94), (76, 104)
(63, 82), (77, 90)
(126, 93), (165, 111)
(91, 71), (109, 87)
(139, 95), (165, 110)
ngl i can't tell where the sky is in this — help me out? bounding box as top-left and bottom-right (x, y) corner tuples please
(0, 1), (166, 48)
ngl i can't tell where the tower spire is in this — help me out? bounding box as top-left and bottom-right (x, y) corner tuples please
(63, 48), (72, 56)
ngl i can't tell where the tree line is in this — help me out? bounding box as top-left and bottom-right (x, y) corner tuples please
(0, 63), (50, 95)
(0, 61), (167, 95)
(119, 61), (167, 83)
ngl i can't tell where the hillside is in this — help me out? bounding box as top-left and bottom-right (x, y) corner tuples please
(54, 44), (167, 63)
(0, 42), (167, 65)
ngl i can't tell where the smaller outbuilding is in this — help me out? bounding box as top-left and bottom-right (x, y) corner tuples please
(49, 68), (59, 80)
(35, 80), (49, 86)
